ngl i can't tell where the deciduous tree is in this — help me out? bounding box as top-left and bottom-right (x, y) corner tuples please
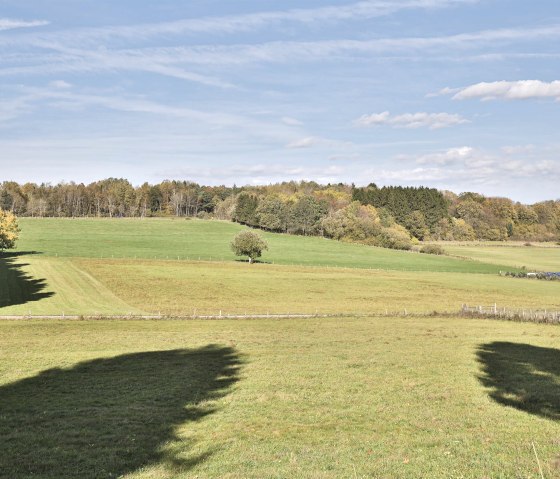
(230, 231), (268, 263)
(0, 208), (20, 251)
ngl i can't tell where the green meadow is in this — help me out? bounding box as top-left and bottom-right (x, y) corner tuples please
(1, 316), (559, 478)
(2, 218), (560, 316)
(441, 242), (560, 272)
(16, 217), (512, 273)
(1, 218), (560, 478)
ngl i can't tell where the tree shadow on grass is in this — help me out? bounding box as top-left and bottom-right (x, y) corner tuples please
(0, 345), (241, 478)
(0, 251), (54, 308)
(477, 342), (560, 420)
(233, 259), (271, 264)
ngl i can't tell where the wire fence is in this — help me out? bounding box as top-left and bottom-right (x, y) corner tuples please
(0, 309), (441, 321)
(3, 305), (560, 324)
(461, 304), (560, 324)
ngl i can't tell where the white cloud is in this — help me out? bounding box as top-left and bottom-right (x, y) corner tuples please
(415, 146), (474, 164)
(501, 144), (535, 155)
(355, 111), (469, 129)
(286, 137), (319, 149)
(0, 18), (49, 31)
(281, 116), (303, 126)
(449, 80), (560, 101)
(374, 145), (560, 187)
(156, 163), (347, 183)
(372, 167), (451, 182)
(49, 80), (72, 89)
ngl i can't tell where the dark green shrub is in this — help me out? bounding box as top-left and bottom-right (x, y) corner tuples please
(420, 244), (446, 255)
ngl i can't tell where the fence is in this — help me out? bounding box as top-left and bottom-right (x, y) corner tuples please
(0, 309), (438, 321)
(0, 312), (349, 321)
(3, 306), (560, 323)
(461, 304), (560, 324)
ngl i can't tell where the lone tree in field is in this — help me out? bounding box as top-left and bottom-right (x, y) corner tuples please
(0, 208), (20, 252)
(231, 230), (268, 264)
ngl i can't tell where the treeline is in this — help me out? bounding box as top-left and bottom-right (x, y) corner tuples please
(0, 179), (231, 218)
(1, 179), (559, 247)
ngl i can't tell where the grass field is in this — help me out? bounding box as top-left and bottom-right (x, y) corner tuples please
(2, 218), (560, 478)
(15, 217), (514, 273)
(4, 257), (557, 316)
(1, 316), (559, 478)
(2, 218), (560, 316)
(439, 243), (560, 272)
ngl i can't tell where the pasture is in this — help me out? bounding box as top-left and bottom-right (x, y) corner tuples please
(2, 219), (560, 315)
(16, 217), (512, 273)
(1, 218), (560, 478)
(441, 242), (560, 272)
(1, 316), (559, 478)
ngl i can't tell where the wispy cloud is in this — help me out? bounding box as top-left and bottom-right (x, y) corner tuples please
(448, 80), (560, 101)
(0, 18), (49, 32)
(281, 116), (303, 126)
(0, 1), (476, 44)
(286, 137), (319, 149)
(355, 111), (469, 129)
(98, 24), (560, 66)
(2, 22), (560, 87)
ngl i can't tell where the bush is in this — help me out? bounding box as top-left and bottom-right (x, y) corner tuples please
(375, 225), (413, 250)
(420, 244), (446, 255)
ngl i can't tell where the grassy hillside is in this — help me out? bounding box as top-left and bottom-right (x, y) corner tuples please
(3, 218), (559, 316)
(16, 218), (513, 273)
(1, 316), (558, 478)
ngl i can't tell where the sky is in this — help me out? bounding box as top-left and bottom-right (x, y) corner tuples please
(0, 0), (559, 202)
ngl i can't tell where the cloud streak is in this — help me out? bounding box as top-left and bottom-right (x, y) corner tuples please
(450, 80), (560, 101)
(0, 1), (476, 44)
(3, 22), (559, 88)
(356, 111), (469, 129)
(0, 18), (49, 31)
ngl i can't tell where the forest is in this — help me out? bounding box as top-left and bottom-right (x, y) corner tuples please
(1, 179), (559, 248)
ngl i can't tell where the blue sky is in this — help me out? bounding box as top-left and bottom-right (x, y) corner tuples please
(0, 0), (559, 202)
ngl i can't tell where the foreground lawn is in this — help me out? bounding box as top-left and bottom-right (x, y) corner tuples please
(2, 255), (560, 316)
(15, 218), (513, 273)
(0, 316), (558, 478)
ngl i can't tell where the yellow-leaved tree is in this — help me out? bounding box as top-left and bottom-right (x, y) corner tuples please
(0, 208), (20, 252)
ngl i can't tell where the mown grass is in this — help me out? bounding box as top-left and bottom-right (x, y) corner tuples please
(2, 256), (560, 316)
(0, 255), (144, 315)
(1, 317), (559, 478)
(15, 218), (514, 273)
(440, 243), (560, 272)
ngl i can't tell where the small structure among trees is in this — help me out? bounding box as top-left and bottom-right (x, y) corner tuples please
(0, 208), (19, 252)
(231, 230), (268, 264)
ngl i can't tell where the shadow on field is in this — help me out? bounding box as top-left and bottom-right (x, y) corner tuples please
(234, 259), (271, 264)
(0, 251), (53, 308)
(477, 342), (560, 420)
(0, 345), (241, 478)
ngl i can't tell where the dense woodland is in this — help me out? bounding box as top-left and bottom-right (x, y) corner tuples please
(2, 179), (559, 249)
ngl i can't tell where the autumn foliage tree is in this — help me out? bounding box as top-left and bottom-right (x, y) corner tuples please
(0, 208), (20, 252)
